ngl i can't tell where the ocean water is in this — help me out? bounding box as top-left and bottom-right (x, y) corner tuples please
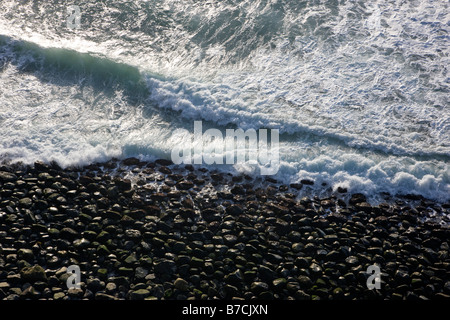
(0, 0), (448, 203)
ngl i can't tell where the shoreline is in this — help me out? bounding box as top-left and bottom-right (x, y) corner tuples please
(2, 156), (449, 210)
(0, 158), (449, 300)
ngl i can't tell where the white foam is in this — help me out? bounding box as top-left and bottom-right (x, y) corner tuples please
(0, 0), (449, 203)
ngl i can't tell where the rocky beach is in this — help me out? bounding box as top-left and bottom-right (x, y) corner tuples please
(0, 158), (449, 301)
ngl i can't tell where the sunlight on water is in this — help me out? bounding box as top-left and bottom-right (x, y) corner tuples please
(0, 0), (448, 202)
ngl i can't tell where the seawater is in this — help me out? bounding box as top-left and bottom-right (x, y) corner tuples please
(0, 0), (448, 203)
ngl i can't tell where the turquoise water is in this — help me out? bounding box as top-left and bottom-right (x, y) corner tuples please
(0, 0), (448, 202)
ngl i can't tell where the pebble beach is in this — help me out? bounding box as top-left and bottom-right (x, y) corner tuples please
(0, 158), (449, 301)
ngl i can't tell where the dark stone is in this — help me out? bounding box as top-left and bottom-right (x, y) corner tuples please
(404, 194), (423, 200)
(34, 161), (49, 172)
(73, 238), (91, 249)
(115, 178), (132, 191)
(202, 208), (221, 222)
(155, 159), (173, 166)
(177, 180), (194, 190)
(309, 263), (322, 274)
(327, 213), (347, 223)
(17, 249), (34, 262)
(225, 270), (243, 285)
(230, 185), (246, 195)
(223, 234), (237, 246)
(211, 174), (223, 182)
(174, 278), (189, 291)
(295, 257), (310, 269)
(395, 269), (410, 285)
(60, 228), (78, 240)
(226, 204), (244, 215)
(158, 166), (172, 174)
(345, 256), (359, 266)
(267, 203), (289, 215)
(154, 259), (176, 275)
(224, 284), (240, 298)
(355, 202), (372, 213)
(258, 265), (276, 281)
(337, 187), (347, 193)
(95, 292), (117, 300)
(0, 171), (17, 182)
(130, 289), (150, 300)
(250, 282), (269, 294)
(87, 278), (105, 292)
(18, 198), (32, 208)
(325, 250), (344, 262)
(297, 275), (313, 289)
(266, 253), (283, 264)
(20, 265), (47, 283)
(423, 238), (441, 249)
(273, 278), (287, 290)
(349, 193), (367, 205)
(122, 157), (140, 166)
(151, 193), (168, 201)
(321, 199), (334, 208)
